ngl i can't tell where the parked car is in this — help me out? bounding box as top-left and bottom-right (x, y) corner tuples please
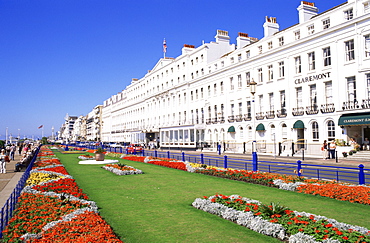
(127, 144), (143, 153)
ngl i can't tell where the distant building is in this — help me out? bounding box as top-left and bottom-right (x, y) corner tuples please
(59, 114), (78, 142)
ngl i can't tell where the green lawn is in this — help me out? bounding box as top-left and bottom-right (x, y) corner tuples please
(55, 152), (370, 243)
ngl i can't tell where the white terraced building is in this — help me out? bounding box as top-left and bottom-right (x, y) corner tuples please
(100, 0), (370, 156)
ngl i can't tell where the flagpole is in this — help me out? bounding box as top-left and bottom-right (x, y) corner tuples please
(163, 38), (167, 59)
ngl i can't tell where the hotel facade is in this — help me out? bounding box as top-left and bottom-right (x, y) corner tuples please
(88, 0), (370, 156)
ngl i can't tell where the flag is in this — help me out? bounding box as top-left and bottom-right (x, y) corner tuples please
(38, 125), (43, 129)
(163, 38), (167, 53)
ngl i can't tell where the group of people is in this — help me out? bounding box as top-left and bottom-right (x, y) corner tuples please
(0, 143), (38, 174)
(321, 140), (337, 160)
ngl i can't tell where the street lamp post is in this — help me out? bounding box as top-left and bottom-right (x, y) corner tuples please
(249, 79), (258, 171)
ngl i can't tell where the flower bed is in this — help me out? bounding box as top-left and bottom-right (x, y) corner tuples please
(78, 154), (94, 160)
(193, 194), (370, 242)
(2, 147), (122, 242)
(102, 163), (143, 176)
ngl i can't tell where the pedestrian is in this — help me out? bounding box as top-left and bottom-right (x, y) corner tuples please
(10, 144), (16, 160)
(328, 140), (336, 159)
(14, 154), (28, 172)
(321, 140), (328, 160)
(18, 143), (23, 155)
(363, 138), (369, 150)
(0, 149), (7, 173)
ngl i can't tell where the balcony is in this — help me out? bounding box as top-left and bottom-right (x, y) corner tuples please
(342, 100), (360, 110)
(306, 105), (319, 115)
(362, 99), (370, 109)
(256, 112), (265, 120)
(206, 118), (212, 125)
(212, 118), (218, 124)
(243, 114), (252, 121)
(292, 107), (304, 116)
(277, 109), (287, 118)
(219, 116), (225, 123)
(266, 110), (275, 119)
(235, 114), (243, 122)
(228, 115), (235, 123)
(321, 103), (335, 113)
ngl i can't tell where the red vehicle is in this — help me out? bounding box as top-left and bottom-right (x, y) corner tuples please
(127, 144), (143, 154)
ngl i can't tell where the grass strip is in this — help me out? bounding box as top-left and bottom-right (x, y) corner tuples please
(55, 152), (370, 242)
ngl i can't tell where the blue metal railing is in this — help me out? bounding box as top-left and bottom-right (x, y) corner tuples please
(0, 146), (40, 239)
(67, 144), (369, 185)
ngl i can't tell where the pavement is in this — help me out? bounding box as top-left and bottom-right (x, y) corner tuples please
(1, 148), (369, 210)
(0, 152), (24, 209)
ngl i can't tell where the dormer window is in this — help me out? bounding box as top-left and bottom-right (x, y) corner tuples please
(279, 37), (284, 46)
(294, 30), (300, 40)
(344, 8), (353, 20)
(246, 50), (250, 59)
(322, 18), (330, 30)
(267, 42), (272, 49)
(258, 45), (262, 54)
(230, 57), (234, 63)
(307, 24), (315, 35)
(238, 54), (242, 62)
(221, 61), (224, 67)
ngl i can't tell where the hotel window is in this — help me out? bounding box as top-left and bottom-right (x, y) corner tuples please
(230, 104), (234, 116)
(196, 89), (198, 100)
(208, 66), (211, 73)
(208, 107), (211, 119)
(268, 41), (273, 49)
(200, 88), (204, 98)
(183, 75), (185, 81)
(237, 74), (242, 88)
(201, 108), (204, 123)
(220, 81), (224, 93)
(214, 83), (217, 94)
(258, 95), (264, 112)
(347, 76), (357, 102)
(230, 77), (234, 90)
(323, 47), (331, 66)
(344, 8), (353, 20)
(365, 34), (370, 57)
(307, 24), (315, 35)
(309, 84), (317, 107)
(282, 123), (287, 139)
(345, 39), (355, 61)
(191, 60), (194, 65)
(246, 72), (251, 85)
(308, 52), (315, 71)
(258, 45), (262, 54)
(221, 61), (224, 67)
(366, 73), (370, 99)
(295, 56), (302, 74)
(279, 37), (284, 46)
(246, 101), (251, 118)
(312, 121), (319, 140)
(322, 18), (330, 29)
(221, 104), (224, 117)
(278, 61), (285, 78)
(238, 102), (243, 115)
(238, 54), (242, 62)
(268, 65), (273, 81)
(184, 92), (186, 103)
(268, 93), (274, 111)
(246, 50), (250, 59)
(325, 81), (333, 104)
(214, 63), (218, 70)
(208, 86), (211, 97)
(327, 120), (335, 140)
(201, 68), (204, 75)
(230, 57), (234, 63)
(280, 90), (286, 110)
(258, 68), (263, 83)
(296, 87), (303, 108)
(294, 30), (300, 40)
(214, 105), (218, 118)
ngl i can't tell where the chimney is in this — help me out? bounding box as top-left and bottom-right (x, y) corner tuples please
(215, 29), (230, 44)
(297, 1), (318, 23)
(263, 16), (279, 38)
(182, 44), (195, 55)
(237, 32), (250, 49)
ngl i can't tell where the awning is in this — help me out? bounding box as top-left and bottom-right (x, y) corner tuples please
(293, 120), (305, 129)
(227, 126), (235, 133)
(338, 114), (370, 126)
(256, 123), (265, 131)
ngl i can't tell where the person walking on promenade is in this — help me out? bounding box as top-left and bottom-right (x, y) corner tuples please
(10, 144), (16, 160)
(321, 140), (328, 160)
(328, 139), (337, 159)
(0, 149), (7, 173)
(18, 143), (23, 155)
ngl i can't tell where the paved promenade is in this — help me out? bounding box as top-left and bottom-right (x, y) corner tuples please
(1, 148), (369, 209)
(0, 152), (23, 209)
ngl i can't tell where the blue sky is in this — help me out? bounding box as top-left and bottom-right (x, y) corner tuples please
(0, 0), (345, 140)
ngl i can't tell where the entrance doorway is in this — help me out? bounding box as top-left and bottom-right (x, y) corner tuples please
(297, 129), (305, 149)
